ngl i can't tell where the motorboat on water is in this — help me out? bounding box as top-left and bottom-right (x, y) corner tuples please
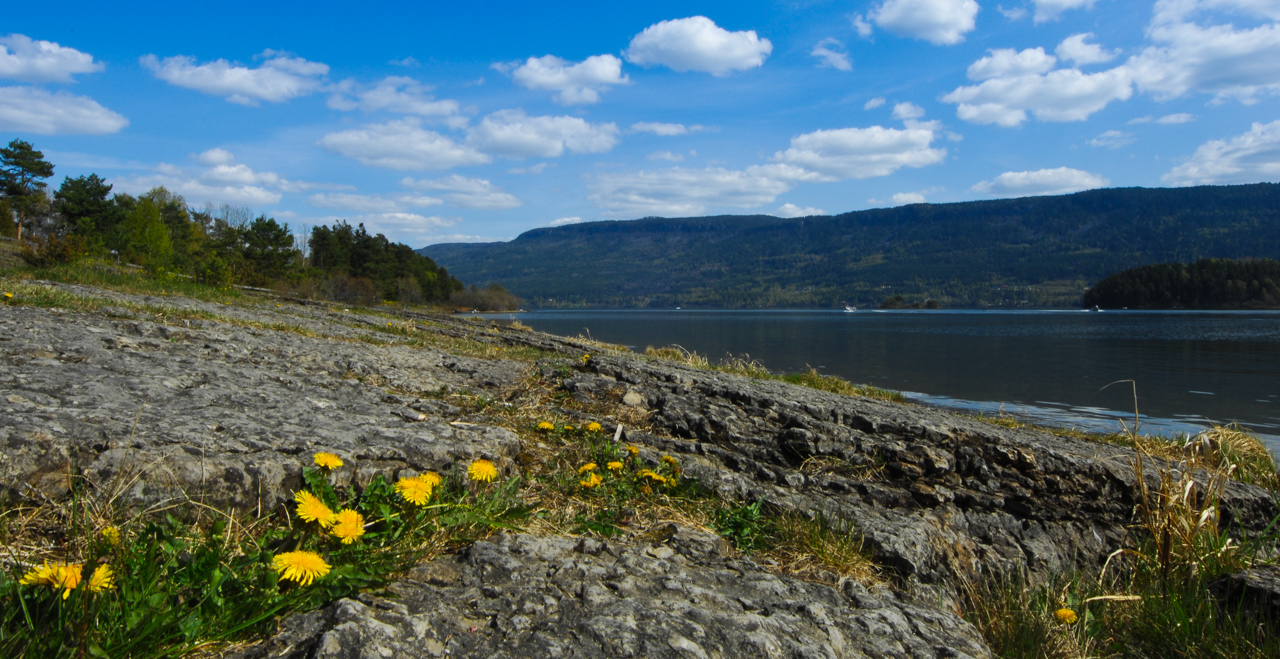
(844, 305), (857, 312)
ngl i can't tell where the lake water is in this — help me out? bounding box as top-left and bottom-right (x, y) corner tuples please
(485, 309), (1280, 454)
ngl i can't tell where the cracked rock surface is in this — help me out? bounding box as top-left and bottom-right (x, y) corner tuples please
(1, 285), (524, 511)
(227, 525), (989, 659)
(559, 354), (1278, 598)
(5, 280), (1279, 657)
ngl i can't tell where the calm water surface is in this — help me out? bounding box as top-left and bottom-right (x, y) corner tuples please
(488, 309), (1280, 453)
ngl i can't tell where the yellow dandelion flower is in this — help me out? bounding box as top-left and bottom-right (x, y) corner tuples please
(21, 562), (83, 599)
(537, 421), (555, 431)
(101, 527), (121, 546)
(606, 461), (624, 471)
(564, 424), (575, 431)
(468, 459), (498, 482)
(1055, 608), (1078, 624)
(586, 421), (602, 432)
(295, 491), (336, 528)
(19, 563), (58, 586)
(639, 469), (667, 484)
(273, 550), (331, 586)
(331, 509), (366, 544)
(661, 455), (678, 467)
(88, 565), (114, 593)
(578, 463), (597, 474)
(314, 452), (343, 469)
(582, 354), (591, 363)
(419, 471), (443, 487)
(626, 445), (639, 456)
(3, 292), (12, 299)
(580, 472), (603, 488)
(395, 476), (434, 505)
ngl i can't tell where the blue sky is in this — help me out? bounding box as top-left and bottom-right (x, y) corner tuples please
(4, 0), (1280, 247)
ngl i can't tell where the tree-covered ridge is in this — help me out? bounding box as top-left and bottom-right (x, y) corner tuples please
(1, 139), (463, 305)
(422, 183), (1280, 308)
(308, 221), (461, 303)
(1083, 258), (1280, 309)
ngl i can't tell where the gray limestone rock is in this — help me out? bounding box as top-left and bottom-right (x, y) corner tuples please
(0, 290), (523, 511)
(227, 526), (991, 659)
(6, 281), (1279, 658)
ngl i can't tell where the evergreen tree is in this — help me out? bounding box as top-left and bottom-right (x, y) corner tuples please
(54, 174), (123, 243)
(0, 139), (55, 242)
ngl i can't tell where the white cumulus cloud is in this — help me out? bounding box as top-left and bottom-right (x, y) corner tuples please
(342, 212), (460, 248)
(775, 203), (826, 217)
(318, 118), (491, 170)
(811, 39), (853, 71)
(772, 122), (947, 181)
(892, 102), (926, 120)
(1056, 33), (1120, 65)
(649, 150), (684, 162)
(114, 172), (279, 207)
(943, 66), (1133, 126)
(327, 76), (461, 117)
(1169, 0), (1280, 21)
(967, 48), (1057, 80)
(870, 0), (980, 45)
(1088, 130), (1135, 148)
(0, 86), (128, 134)
(1032, 0), (1098, 23)
(1163, 120), (1280, 185)
(998, 5), (1029, 20)
(1126, 3), (1280, 103)
(467, 109), (619, 159)
(111, 149), (343, 207)
(308, 192), (443, 213)
(196, 148), (236, 166)
(631, 121), (706, 135)
(507, 54), (628, 105)
(548, 216), (585, 226)
(400, 174), (523, 209)
(589, 166), (793, 216)
(0, 34), (103, 83)
(972, 167), (1110, 196)
(624, 16), (772, 76)
(141, 50), (328, 105)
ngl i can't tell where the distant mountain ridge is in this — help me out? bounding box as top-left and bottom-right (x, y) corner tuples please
(420, 183), (1280, 308)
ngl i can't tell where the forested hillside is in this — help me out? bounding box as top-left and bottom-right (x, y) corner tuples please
(422, 184), (1280, 308)
(2, 139), (463, 306)
(1084, 258), (1280, 309)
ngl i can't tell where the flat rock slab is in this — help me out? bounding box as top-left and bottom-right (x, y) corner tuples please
(228, 525), (990, 659)
(1, 292), (524, 511)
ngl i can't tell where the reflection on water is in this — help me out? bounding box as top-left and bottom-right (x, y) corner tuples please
(490, 309), (1280, 454)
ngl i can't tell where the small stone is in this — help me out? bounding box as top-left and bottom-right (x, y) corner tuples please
(647, 545), (675, 560)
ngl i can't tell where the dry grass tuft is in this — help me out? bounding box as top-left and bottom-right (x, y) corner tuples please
(760, 513), (880, 586)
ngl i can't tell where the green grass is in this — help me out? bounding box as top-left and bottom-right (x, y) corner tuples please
(2, 260), (247, 306)
(644, 345), (906, 403)
(964, 564), (1280, 658)
(964, 426), (1280, 658)
(0, 462), (528, 658)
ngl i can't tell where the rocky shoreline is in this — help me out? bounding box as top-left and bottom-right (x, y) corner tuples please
(3, 281), (1277, 657)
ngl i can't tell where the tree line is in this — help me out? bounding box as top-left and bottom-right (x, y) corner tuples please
(1083, 258), (1280, 309)
(1, 139), (471, 306)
